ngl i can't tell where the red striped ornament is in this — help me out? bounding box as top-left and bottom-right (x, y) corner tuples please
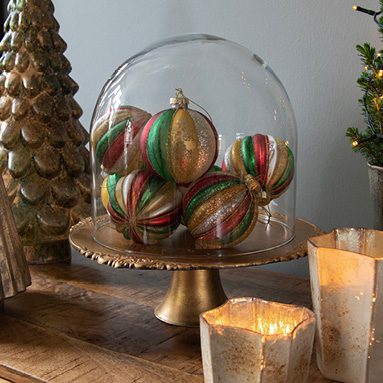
(140, 95), (218, 185)
(222, 134), (294, 206)
(92, 106), (151, 175)
(101, 170), (182, 245)
(182, 171), (258, 249)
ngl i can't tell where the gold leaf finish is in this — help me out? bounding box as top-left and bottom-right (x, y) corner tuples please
(70, 216), (324, 271)
(70, 217), (323, 326)
(0, 0), (91, 263)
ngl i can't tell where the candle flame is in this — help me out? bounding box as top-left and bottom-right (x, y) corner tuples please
(256, 316), (295, 335)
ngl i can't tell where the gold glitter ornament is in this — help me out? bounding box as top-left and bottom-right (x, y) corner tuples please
(92, 106), (151, 175)
(182, 171), (258, 249)
(101, 170), (182, 245)
(223, 134), (294, 206)
(140, 90), (219, 185)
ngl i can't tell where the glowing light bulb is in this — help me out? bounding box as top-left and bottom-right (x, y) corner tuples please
(353, 5), (358, 10)
(352, 141), (359, 147)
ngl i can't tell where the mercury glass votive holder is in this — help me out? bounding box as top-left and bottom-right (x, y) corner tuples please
(308, 228), (383, 383)
(200, 297), (316, 383)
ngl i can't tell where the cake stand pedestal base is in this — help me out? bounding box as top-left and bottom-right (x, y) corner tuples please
(155, 269), (227, 327)
(69, 217), (325, 328)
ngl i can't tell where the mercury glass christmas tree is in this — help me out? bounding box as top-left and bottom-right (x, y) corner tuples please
(0, 0), (90, 263)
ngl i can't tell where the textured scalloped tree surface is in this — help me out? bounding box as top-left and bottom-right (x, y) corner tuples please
(0, 0), (91, 260)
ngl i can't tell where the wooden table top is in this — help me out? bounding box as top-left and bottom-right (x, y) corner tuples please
(0, 250), (335, 382)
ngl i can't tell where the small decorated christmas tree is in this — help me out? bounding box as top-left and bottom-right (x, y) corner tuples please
(347, 2), (383, 165)
(0, 0), (90, 263)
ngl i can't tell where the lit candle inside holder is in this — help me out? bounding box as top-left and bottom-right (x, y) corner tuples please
(308, 228), (383, 383)
(200, 297), (316, 383)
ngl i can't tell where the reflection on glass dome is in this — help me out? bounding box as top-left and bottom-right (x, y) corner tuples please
(90, 34), (297, 258)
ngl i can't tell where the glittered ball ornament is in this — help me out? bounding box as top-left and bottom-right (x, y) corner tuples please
(92, 106), (151, 175)
(140, 90), (218, 185)
(222, 134), (294, 206)
(182, 171), (258, 249)
(101, 170), (182, 245)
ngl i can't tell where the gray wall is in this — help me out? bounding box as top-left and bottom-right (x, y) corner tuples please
(53, 0), (378, 276)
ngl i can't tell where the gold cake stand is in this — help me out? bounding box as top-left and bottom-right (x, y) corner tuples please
(69, 216), (323, 327)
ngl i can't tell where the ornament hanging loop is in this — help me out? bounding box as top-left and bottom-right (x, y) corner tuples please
(260, 205), (272, 230)
(170, 88), (189, 109)
(171, 88), (213, 123)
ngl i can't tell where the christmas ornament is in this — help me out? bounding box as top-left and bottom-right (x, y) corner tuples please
(222, 134), (294, 206)
(0, 0), (91, 263)
(92, 106), (151, 175)
(102, 169), (182, 245)
(140, 89), (218, 185)
(182, 171), (258, 249)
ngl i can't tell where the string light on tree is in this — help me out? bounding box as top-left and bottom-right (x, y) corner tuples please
(346, 2), (383, 166)
(353, 4), (383, 26)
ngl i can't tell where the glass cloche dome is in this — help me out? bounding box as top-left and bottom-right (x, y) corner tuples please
(89, 34), (297, 258)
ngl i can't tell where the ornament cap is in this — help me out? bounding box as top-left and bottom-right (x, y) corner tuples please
(170, 96), (189, 109)
(170, 88), (189, 109)
(244, 174), (271, 207)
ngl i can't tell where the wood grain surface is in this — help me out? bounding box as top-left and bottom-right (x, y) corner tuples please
(0, 250), (336, 382)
